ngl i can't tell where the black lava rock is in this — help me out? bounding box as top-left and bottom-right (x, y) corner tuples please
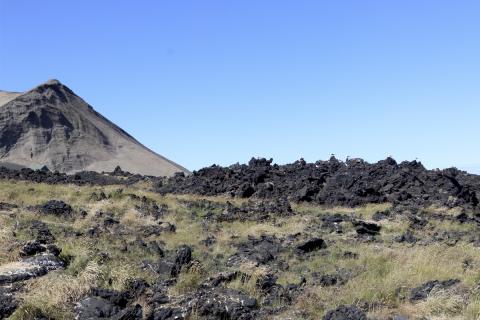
(410, 279), (460, 301)
(39, 200), (73, 217)
(353, 221), (381, 236)
(30, 220), (55, 244)
(319, 274), (339, 287)
(0, 287), (17, 319)
(296, 238), (327, 253)
(171, 245), (192, 277)
(174, 245), (192, 266)
(372, 210), (390, 221)
(75, 288), (141, 320)
(20, 240), (46, 256)
(324, 305), (367, 320)
(394, 230), (417, 244)
(156, 157), (480, 209)
(228, 235), (282, 266)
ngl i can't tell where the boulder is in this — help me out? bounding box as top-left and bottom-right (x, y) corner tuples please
(228, 235), (282, 266)
(324, 305), (367, 320)
(39, 200), (73, 217)
(30, 220), (55, 243)
(171, 245), (192, 277)
(353, 221), (381, 236)
(394, 230), (417, 244)
(20, 240), (46, 256)
(410, 279), (460, 302)
(296, 238), (327, 253)
(0, 254), (64, 285)
(0, 287), (17, 319)
(75, 288), (142, 320)
(190, 288), (257, 320)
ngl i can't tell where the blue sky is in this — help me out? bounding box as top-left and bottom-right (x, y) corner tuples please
(1, 1), (479, 172)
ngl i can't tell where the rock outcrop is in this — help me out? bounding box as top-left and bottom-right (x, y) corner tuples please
(157, 157), (480, 207)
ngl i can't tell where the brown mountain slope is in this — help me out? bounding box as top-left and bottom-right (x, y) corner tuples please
(0, 90), (21, 106)
(0, 80), (189, 176)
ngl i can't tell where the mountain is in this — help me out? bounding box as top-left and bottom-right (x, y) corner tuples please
(0, 80), (188, 176)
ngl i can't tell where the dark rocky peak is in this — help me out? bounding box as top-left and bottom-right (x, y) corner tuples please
(22, 79), (76, 106)
(32, 79), (73, 95)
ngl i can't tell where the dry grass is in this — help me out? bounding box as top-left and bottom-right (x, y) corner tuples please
(286, 243), (480, 318)
(225, 262), (271, 300)
(13, 261), (103, 319)
(421, 205), (464, 217)
(0, 179), (479, 319)
(172, 269), (204, 295)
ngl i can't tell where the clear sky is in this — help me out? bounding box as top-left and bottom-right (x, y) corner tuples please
(1, 1), (479, 172)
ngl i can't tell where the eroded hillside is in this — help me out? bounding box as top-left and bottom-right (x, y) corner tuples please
(0, 80), (188, 176)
